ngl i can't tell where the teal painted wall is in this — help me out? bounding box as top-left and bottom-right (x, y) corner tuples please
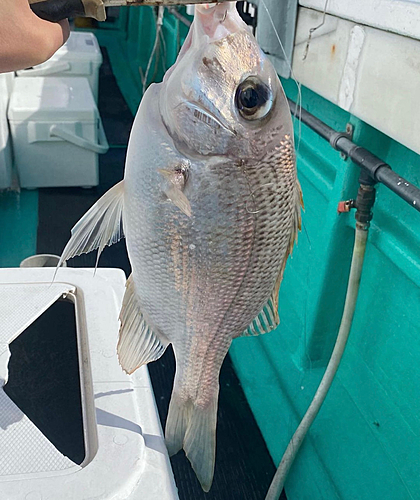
(0, 190), (38, 267)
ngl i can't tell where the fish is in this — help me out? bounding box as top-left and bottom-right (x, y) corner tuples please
(58, 1), (302, 492)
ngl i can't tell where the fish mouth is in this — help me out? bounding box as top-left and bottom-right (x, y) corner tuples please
(179, 101), (237, 136)
(194, 3), (241, 42)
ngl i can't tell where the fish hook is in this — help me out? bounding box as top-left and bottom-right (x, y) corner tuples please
(245, 183), (275, 214)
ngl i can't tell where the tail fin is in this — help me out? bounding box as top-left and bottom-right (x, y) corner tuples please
(165, 392), (218, 492)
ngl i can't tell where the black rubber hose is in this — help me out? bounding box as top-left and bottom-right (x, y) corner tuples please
(288, 99), (420, 213)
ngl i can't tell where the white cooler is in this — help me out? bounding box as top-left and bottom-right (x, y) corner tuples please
(2, 72), (15, 98)
(0, 73), (14, 189)
(0, 267), (179, 500)
(17, 32), (102, 101)
(8, 77), (108, 189)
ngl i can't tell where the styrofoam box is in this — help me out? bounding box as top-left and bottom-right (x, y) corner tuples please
(0, 73), (14, 189)
(17, 32), (102, 101)
(0, 267), (179, 500)
(8, 77), (109, 189)
(2, 72), (15, 98)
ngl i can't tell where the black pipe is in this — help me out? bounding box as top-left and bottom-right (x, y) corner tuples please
(288, 99), (420, 213)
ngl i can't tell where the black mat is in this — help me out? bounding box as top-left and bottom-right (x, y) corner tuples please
(4, 300), (85, 465)
(35, 47), (285, 500)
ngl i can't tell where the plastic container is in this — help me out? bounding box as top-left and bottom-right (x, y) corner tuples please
(8, 77), (108, 189)
(20, 254), (66, 268)
(17, 32), (102, 101)
(0, 74), (13, 189)
(2, 72), (15, 98)
(0, 267), (178, 499)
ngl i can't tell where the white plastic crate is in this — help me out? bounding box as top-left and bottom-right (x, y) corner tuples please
(8, 77), (108, 189)
(0, 73), (14, 189)
(0, 267), (179, 500)
(17, 32), (102, 101)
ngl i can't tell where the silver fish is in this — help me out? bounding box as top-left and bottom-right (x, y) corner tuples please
(59, 2), (302, 491)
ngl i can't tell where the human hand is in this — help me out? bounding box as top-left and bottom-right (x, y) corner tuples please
(0, 0), (69, 73)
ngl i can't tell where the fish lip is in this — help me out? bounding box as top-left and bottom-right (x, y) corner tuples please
(176, 101), (237, 136)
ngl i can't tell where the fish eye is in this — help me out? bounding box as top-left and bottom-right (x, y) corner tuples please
(235, 76), (273, 120)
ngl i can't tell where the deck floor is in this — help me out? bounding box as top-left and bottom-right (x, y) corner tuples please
(35, 48), (285, 500)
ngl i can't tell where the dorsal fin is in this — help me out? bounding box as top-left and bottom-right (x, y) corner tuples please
(241, 180), (303, 337)
(117, 275), (169, 374)
(241, 288), (280, 337)
(58, 181), (125, 268)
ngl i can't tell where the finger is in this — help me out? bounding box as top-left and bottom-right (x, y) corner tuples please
(0, 0), (70, 72)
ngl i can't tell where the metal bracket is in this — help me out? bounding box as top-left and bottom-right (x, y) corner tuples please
(329, 123), (354, 160)
(340, 123), (354, 160)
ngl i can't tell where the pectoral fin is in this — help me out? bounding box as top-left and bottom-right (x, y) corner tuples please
(159, 164), (192, 217)
(58, 180), (125, 268)
(117, 275), (168, 374)
(164, 185), (192, 217)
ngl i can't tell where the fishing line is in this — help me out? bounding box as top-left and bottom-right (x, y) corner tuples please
(142, 6), (165, 95)
(160, 27), (168, 73)
(258, 0), (312, 253)
(302, 0), (330, 61)
(257, 1), (312, 290)
(245, 183), (275, 214)
(259, 0), (303, 153)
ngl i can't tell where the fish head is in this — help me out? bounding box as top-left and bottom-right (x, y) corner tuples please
(160, 2), (293, 160)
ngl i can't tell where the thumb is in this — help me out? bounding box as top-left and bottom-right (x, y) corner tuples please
(33, 17), (70, 56)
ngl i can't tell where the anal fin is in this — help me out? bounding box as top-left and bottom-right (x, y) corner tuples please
(117, 275), (168, 374)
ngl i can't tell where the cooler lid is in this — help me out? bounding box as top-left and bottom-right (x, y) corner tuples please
(0, 72), (15, 98)
(8, 77), (98, 123)
(49, 31), (102, 64)
(0, 75), (8, 111)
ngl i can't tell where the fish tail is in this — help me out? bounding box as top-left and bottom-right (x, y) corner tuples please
(165, 391), (218, 492)
(165, 392), (192, 457)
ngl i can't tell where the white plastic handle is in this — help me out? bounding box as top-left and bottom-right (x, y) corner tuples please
(49, 119), (109, 154)
(16, 61), (71, 77)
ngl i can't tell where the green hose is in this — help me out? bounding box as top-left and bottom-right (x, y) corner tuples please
(265, 225), (368, 500)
